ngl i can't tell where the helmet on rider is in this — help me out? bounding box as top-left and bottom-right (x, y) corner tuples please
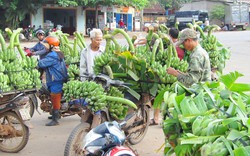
(36, 29), (45, 37)
(41, 36), (60, 51)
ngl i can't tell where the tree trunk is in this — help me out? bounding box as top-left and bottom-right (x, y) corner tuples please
(95, 5), (99, 28)
(140, 9), (144, 31)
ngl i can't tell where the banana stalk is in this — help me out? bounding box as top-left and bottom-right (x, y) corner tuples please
(105, 95), (137, 109)
(74, 31), (86, 48)
(112, 28), (134, 53)
(14, 30), (26, 59)
(151, 39), (160, 64)
(103, 34), (120, 52)
(0, 33), (6, 52)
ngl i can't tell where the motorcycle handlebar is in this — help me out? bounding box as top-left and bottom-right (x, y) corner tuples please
(80, 73), (132, 89)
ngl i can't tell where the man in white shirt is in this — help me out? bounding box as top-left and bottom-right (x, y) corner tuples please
(80, 29), (105, 76)
(79, 28), (105, 128)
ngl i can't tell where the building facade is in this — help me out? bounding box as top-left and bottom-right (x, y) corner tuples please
(31, 5), (136, 35)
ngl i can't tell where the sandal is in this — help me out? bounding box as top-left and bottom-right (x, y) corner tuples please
(149, 119), (159, 126)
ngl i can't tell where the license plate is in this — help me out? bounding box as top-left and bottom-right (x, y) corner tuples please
(19, 108), (31, 120)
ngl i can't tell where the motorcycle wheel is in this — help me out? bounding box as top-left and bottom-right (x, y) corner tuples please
(0, 111), (29, 153)
(64, 123), (90, 156)
(27, 94), (37, 118)
(64, 113), (108, 156)
(127, 106), (150, 145)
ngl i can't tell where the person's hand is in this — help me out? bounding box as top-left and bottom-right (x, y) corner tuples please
(26, 51), (33, 57)
(167, 67), (178, 77)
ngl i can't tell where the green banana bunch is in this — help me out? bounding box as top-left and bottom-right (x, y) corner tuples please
(0, 72), (11, 92)
(0, 48), (16, 62)
(0, 59), (5, 72)
(68, 64), (79, 80)
(94, 52), (114, 74)
(107, 86), (128, 120)
(63, 80), (106, 112)
(4, 60), (22, 72)
(21, 56), (38, 69)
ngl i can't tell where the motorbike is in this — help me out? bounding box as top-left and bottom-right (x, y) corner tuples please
(73, 119), (137, 156)
(22, 25), (36, 41)
(64, 74), (151, 155)
(0, 92), (34, 153)
(37, 83), (84, 118)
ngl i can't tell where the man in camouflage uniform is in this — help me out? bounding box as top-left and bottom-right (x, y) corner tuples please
(167, 28), (211, 87)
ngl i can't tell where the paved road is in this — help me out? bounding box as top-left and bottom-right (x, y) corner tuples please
(1, 30), (250, 156)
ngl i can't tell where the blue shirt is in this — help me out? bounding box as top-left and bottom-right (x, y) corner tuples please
(30, 42), (48, 59)
(38, 51), (67, 86)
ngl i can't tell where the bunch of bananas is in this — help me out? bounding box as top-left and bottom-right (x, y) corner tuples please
(201, 34), (221, 68)
(134, 46), (151, 63)
(8, 69), (40, 90)
(0, 28), (41, 93)
(67, 64), (79, 80)
(169, 58), (189, 72)
(198, 25), (231, 71)
(150, 62), (177, 84)
(0, 59), (5, 72)
(63, 80), (106, 112)
(106, 86), (128, 120)
(0, 72), (10, 92)
(0, 49), (16, 62)
(50, 31), (86, 65)
(93, 52), (114, 74)
(155, 49), (169, 65)
(21, 56), (38, 69)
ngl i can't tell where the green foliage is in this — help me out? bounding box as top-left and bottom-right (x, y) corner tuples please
(0, 0), (44, 29)
(156, 0), (191, 10)
(0, 0), (150, 29)
(57, 0), (78, 7)
(83, 0), (149, 10)
(162, 72), (250, 155)
(210, 5), (225, 21)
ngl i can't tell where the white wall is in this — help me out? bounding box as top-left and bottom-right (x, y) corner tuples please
(31, 6), (85, 34)
(76, 7), (85, 34)
(31, 8), (43, 28)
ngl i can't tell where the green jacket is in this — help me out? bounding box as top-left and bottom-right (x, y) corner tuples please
(177, 44), (211, 87)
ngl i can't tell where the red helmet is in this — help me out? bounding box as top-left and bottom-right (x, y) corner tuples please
(42, 36), (60, 46)
(106, 146), (136, 156)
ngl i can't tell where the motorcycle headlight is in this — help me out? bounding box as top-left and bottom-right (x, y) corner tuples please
(83, 130), (107, 153)
(83, 130), (101, 148)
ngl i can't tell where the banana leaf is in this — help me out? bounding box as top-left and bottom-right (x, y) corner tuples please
(222, 117), (240, 126)
(227, 129), (248, 141)
(126, 88), (141, 101)
(234, 146), (250, 156)
(229, 94), (249, 129)
(153, 89), (166, 109)
(174, 144), (193, 156)
(218, 136), (234, 156)
(127, 69), (139, 81)
(149, 82), (158, 97)
(179, 135), (220, 144)
(220, 71), (250, 92)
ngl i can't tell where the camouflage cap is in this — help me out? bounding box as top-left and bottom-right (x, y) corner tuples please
(177, 28), (198, 45)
